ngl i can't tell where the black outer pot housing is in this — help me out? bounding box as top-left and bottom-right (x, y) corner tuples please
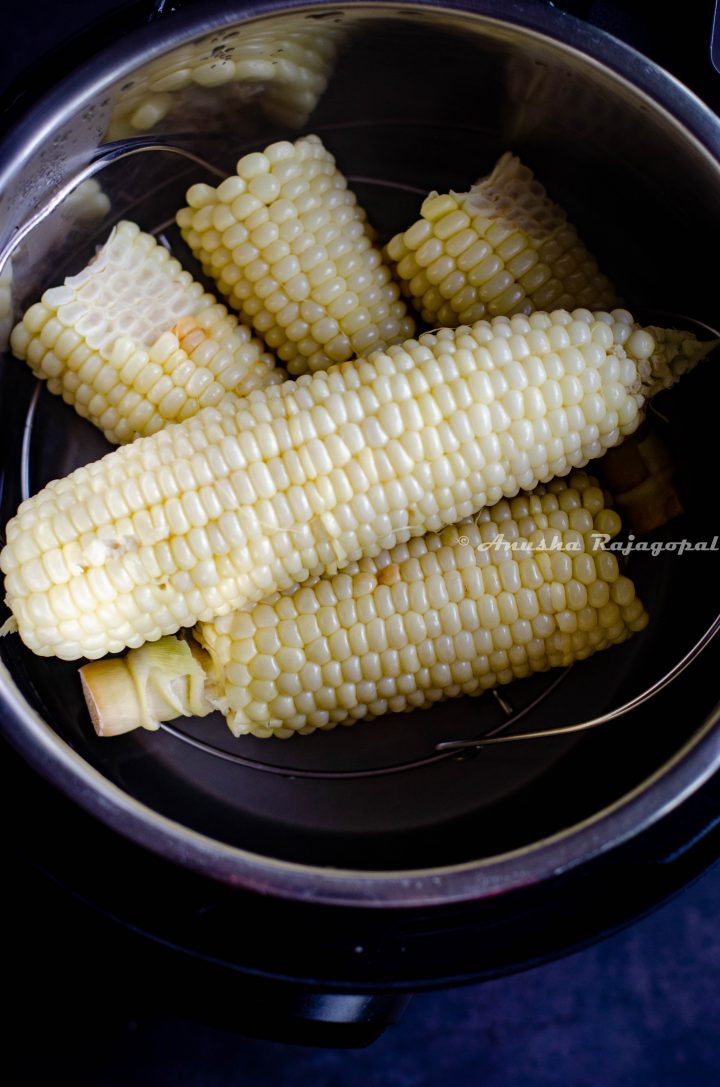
(1, 0), (720, 1047)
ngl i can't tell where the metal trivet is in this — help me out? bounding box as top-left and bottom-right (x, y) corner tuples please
(6, 135), (720, 782)
(158, 668), (575, 780)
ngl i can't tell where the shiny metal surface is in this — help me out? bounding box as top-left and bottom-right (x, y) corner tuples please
(0, 0), (719, 907)
(437, 613), (720, 752)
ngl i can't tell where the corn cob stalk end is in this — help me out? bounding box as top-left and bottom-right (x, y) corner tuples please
(80, 636), (215, 737)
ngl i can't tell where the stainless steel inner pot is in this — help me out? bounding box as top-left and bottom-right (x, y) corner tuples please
(0, 0), (718, 909)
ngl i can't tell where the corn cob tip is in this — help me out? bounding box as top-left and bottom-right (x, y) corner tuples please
(80, 636), (214, 737)
(635, 326), (718, 399)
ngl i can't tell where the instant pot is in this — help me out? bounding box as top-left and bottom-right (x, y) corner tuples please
(1, 0), (719, 1047)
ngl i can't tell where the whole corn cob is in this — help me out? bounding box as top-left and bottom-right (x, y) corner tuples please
(80, 472), (648, 738)
(385, 152), (619, 328)
(1, 309), (709, 661)
(176, 135), (415, 375)
(10, 221), (280, 444)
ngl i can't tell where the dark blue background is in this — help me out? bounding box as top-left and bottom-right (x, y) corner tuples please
(65, 866), (720, 1084)
(14, 861), (720, 1085)
(3, 1), (719, 1082)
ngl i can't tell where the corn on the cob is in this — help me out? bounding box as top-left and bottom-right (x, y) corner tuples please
(176, 135), (415, 375)
(1, 309), (709, 661)
(385, 152), (619, 328)
(80, 472), (648, 738)
(10, 221), (280, 444)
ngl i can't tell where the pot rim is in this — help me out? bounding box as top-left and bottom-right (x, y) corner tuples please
(1, 0), (718, 226)
(1, 0), (719, 909)
(3, 653), (720, 907)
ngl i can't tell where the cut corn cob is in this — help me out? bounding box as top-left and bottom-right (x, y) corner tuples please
(1, 309), (710, 661)
(176, 135), (415, 375)
(385, 152), (619, 328)
(81, 472), (649, 738)
(10, 221), (280, 444)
